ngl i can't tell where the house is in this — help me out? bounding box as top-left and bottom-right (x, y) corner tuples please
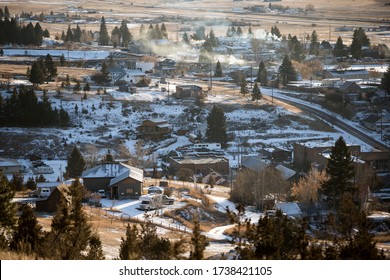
(202, 170), (229, 186)
(155, 59), (176, 76)
(137, 118), (172, 140)
(241, 155), (268, 172)
(82, 163), (143, 199)
(297, 202), (330, 224)
(338, 81), (362, 102)
(169, 155), (230, 176)
(274, 202), (302, 219)
(109, 67), (145, 85)
(0, 158), (23, 174)
(361, 114), (383, 131)
(370, 90), (389, 104)
(323, 69), (369, 80)
(35, 183), (71, 212)
(275, 164), (296, 181)
(174, 85), (203, 99)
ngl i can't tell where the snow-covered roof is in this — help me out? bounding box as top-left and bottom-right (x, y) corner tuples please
(275, 202), (302, 217)
(275, 164), (296, 180)
(241, 156), (267, 172)
(0, 158), (21, 167)
(82, 163), (143, 182)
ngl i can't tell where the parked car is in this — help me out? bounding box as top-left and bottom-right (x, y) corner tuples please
(161, 195), (174, 205)
(39, 188), (51, 198)
(97, 189), (106, 198)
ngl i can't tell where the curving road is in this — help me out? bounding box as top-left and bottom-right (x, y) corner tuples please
(262, 88), (389, 152)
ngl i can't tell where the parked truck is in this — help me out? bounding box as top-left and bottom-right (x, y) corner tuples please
(138, 194), (174, 211)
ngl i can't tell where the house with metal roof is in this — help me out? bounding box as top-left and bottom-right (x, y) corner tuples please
(82, 163), (143, 199)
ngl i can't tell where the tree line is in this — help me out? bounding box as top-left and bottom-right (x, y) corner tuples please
(0, 87), (70, 127)
(0, 7), (50, 46)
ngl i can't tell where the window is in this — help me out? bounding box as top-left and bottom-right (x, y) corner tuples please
(125, 187), (134, 194)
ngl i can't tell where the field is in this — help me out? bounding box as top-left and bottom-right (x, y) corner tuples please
(3, 0), (390, 45)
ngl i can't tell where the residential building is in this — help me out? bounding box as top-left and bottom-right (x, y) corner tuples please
(0, 158), (23, 174)
(169, 155), (230, 176)
(323, 69), (369, 80)
(82, 163), (143, 199)
(35, 183), (71, 212)
(137, 118), (172, 140)
(174, 85), (203, 99)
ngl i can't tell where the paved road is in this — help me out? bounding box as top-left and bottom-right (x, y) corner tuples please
(263, 89), (389, 152)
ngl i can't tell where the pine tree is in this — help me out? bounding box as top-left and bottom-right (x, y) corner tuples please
(214, 60), (223, 77)
(289, 35), (305, 61)
(240, 75), (249, 96)
(99, 17), (110, 45)
(73, 24), (82, 42)
(320, 136), (355, 204)
(380, 66), (390, 98)
(353, 27), (370, 47)
(309, 30), (320, 56)
(34, 22), (43, 45)
(271, 25), (281, 38)
(29, 61), (44, 85)
(182, 32), (189, 44)
(10, 204), (42, 254)
(86, 233), (105, 260)
(333, 36), (346, 58)
(59, 53), (66, 66)
(120, 20), (132, 47)
(65, 25), (74, 42)
(208, 29), (218, 47)
(161, 23), (168, 39)
(44, 53), (57, 82)
(252, 82), (262, 102)
(65, 146), (86, 179)
(205, 105), (228, 148)
(279, 55), (297, 86)
(256, 61), (268, 86)
(0, 175), (16, 244)
(189, 217), (208, 260)
(350, 36), (362, 59)
(4, 6), (10, 19)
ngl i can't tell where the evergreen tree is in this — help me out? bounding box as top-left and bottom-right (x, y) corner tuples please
(182, 32), (189, 44)
(73, 24), (82, 42)
(65, 25), (74, 42)
(240, 75), (249, 96)
(333, 36), (346, 57)
(279, 55), (297, 86)
(320, 136), (355, 204)
(161, 23), (168, 39)
(248, 25), (253, 36)
(353, 27), (370, 47)
(289, 35), (305, 61)
(44, 53), (57, 82)
(120, 20), (132, 47)
(0, 175), (16, 245)
(380, 66), (390, 98)
(4, 6), (10, 19)
(205, 105), (228, 148)
(237, 26), (243, 37)
(65, 146), (86, 179)
(208, 29), (218, 47)
(29, 61), (44, 85)
(119, 215), (180, 260)
(350, 36), (362, 59)
(34, 22), (43, 45)
(271, 25), (281, 38)
(214, 60), (223, 77)
(111, 26), (121, 48)
(86, 233), (105, 260)
(10, 204), (42, 254)
(189, 217), (208, 260)
(252, 82), (262, 102)
(309, 30), (320, 56)
(59, 53), (66, 66)
(256, 61), (268, 86)
(101, 61), (111, 83)
(43, 29), (50, 38)
(139, 24), (145, 36)
(99, 16), (110, 45)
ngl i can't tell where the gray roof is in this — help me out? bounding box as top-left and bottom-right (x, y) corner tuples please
(241, 156), (268, 172)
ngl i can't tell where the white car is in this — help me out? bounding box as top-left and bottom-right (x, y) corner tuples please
(97, 189), (106, 198)
(40, 188), (51, 198)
